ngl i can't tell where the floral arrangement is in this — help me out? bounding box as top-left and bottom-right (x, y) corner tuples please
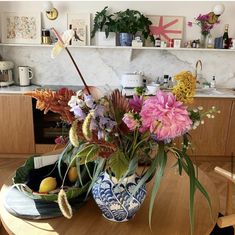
(26, 28), (219, 234)
(188, 13), (220, 36)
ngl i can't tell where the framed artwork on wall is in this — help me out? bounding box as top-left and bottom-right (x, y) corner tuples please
(147, 15), (184, 45)
(1, 12), (41, 44)
(67, 13), (91, 46)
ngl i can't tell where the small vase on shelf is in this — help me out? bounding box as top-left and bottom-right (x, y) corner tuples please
(206, 33), (214, 48)
(200, 34), (207, 48)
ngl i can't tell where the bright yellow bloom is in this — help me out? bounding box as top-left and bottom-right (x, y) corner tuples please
(173, 71), (196, 104)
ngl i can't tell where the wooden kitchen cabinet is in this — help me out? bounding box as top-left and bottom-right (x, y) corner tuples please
(0, 95), (35, 154)
(225, 101), (235, 156)
(188, 98), (232, 156)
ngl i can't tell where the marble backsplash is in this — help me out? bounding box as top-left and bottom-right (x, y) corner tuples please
(1, 46), (235, 89)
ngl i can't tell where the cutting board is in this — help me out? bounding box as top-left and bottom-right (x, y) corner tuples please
(4, 186), (86, 219)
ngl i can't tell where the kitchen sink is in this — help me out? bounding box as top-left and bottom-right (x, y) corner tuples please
(195, 88), (235, 97)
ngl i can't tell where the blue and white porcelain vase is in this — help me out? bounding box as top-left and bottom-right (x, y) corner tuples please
(92, 171), (146, 222)
(119, 33), (133, 46)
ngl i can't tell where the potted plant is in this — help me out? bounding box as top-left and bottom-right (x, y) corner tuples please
(91, 6), (116, 46)
(113, 9), (153, 46)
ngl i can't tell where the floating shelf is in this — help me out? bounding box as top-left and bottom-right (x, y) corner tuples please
(0, 43), (235, 52)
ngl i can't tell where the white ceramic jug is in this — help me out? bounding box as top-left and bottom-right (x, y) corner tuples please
(18, 66), (33, 86)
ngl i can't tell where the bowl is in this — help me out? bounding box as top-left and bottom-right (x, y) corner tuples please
(147, 84), (160, 94)
(12, 155), (94, 202)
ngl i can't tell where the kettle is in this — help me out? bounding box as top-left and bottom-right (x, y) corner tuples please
(121, 72), (144, 88)
(0, 61), (14, 87)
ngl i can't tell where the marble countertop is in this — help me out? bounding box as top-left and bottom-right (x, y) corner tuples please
(0, 85), (235, 98)
(123, 88), (235, 98)
(0, 85), (41, 94)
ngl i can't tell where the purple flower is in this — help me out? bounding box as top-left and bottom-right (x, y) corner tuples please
(98, 130), (105, 140)
(196, 14), (209, 21)
(90, 118), (98, 130)
(84, 95), (94, 108)
(94, 105), (105, 118)
(187, 21), (193, 27)
(129, 95), (144, 113)
(70, 105), (86, 120)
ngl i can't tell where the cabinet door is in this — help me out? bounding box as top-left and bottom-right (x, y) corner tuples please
(188, 98), (232, 156)
(0, 95), (35, 153)
(226, 101), (235, 156)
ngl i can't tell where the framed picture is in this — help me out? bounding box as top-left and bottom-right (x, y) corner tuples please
(67, 13), (91, 46)
(147, 15), (184, 45)
(1, 12), (41, 44)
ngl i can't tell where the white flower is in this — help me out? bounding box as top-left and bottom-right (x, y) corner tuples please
(51, 29), (74, 59)
(68, 95), (78, 108)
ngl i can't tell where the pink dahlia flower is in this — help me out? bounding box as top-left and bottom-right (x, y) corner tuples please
(123, 112), (140, 131)
(140, 91), (192, 140)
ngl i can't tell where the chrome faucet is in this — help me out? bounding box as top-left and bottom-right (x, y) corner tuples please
(195, 60), (202, 81)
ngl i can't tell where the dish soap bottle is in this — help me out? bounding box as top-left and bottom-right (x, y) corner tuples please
(210, 76), (216, 88)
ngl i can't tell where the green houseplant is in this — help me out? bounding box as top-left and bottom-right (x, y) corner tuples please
(113, 9), (153, 46)
(91, 6), (116, 46)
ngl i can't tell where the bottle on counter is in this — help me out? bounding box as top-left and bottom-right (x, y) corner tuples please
(223, 24), (229, 49)
(168, 77), (173, 88)
(155, 35), (161, 47)
(210, 76), (216, 88)
(163, 75), (169, 88)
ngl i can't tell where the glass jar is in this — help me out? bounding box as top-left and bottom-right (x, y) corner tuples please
(207, 33), (214, 48)
(42, 29), (51, 45)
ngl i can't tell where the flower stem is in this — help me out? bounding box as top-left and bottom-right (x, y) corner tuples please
(51, 27), (91, 95)
(65, 47), (91, 95)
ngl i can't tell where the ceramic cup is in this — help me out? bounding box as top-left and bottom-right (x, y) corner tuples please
(18, 66), (33, 86)
(147, 84), (160, 94)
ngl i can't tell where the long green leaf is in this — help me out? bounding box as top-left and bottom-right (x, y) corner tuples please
(75, 157), (83, 187)
(75, 144), (98, 164)
(184, 153), (196, 234)
(85, 157), (105, 199)
(173, 147), (212, 235)
(58, 142), (73, 179)
(148, 143), (167, 229)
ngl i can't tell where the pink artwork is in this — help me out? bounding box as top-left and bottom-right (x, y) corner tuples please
(148, 15), (184, 42)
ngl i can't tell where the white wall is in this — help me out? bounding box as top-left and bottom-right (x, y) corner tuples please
(1, 1), (235, 41)
(1, 1), (235, 88)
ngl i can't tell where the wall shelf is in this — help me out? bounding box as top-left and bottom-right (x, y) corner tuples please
(1, 43), (235, 62)
(0, 43), (235, 52)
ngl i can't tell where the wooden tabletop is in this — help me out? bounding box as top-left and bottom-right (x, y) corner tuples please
(0, 156), (219, 235)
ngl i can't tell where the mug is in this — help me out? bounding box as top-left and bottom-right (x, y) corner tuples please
(18, 66), (33, 86)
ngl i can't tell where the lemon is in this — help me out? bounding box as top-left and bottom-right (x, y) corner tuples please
(39, 177), (57, 193)
(68, 167), (78, 183)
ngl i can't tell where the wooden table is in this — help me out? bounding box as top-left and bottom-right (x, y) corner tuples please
(0, 156), (219, 235)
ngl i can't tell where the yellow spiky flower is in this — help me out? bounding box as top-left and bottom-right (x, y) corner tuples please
(69, 120), (79, 147)
(173, 71), (196, 104)
(58, 189), (73, 219)
(82, 111), (94, 141)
